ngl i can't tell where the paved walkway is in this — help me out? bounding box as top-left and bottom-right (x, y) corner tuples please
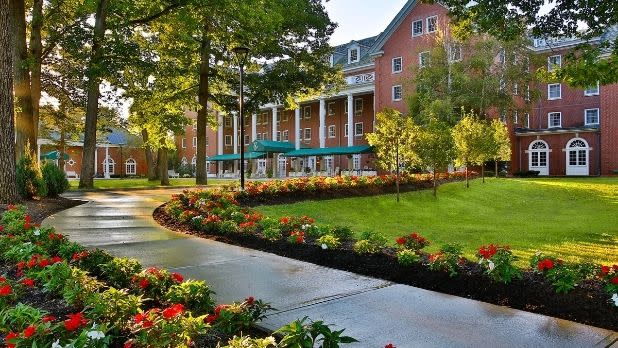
(45, 189), (617, 348)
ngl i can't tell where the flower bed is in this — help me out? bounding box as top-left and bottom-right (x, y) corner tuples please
(156, 185), (618, 331)
(236, 172), (474, 206)
(0, 205), (358, 347)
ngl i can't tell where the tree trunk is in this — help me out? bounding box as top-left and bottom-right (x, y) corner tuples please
(465, 165), (469, 188)
(482, 164), (485, 183)
(395, 143), (400, 202)
(10, 0), (36, 159)
(58, 128), (66, 172)
(158, 139), (169, 186)
(495, 160), (498, 178)
(79, 0), (108, 189)
(142, 128), (157, 181)
(432, 167), (437, 197)
(29, 0), (43, 141)
(195, 24), (210, 185)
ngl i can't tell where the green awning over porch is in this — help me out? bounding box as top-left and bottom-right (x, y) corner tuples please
(281, 145), (374, 157)
(207, 152), (266, 162)
(249, 140), (295, 153)
(40, 151), (69, 160)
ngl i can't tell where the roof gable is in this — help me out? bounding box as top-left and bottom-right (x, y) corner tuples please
(367, 0), (420, 55)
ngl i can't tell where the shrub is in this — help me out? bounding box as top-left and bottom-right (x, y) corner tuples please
(598, 264), (618, 295)
(100, 257), (142, 289)
(275, 316), (358, 347)
(41, 161), (69, 197)
(330, 226), (354, 241)
(0, 303), (45, 332)
(287, 231), (305, 244)
(222, 335), (277, 348)
(205, 299), (272, 335)
(261, 227), (282, 242)
(220, 220), (239, 235)
(396, 249), (420, 266)
(530, 252), (597, 293)
(316, 234), (341, 250)
(127, 305), (208, 348)
(77, 249), (114, 278)
(477, 244), (521, 283)
(85, 287), (142, 329)
(428, 243), (464, 277)
(353, 240), (382, 255)
(165, 280), (215, 315)
(131, 267), (182, 303)
(395, 232), (430, 252)
(16, 150), (47, 199)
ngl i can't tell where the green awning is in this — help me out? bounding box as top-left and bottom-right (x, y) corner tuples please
(248, 140), (295, 153)
(40, 151), (69, 160)
(281, 145), (374, 157)
(207, 152), (266, 161)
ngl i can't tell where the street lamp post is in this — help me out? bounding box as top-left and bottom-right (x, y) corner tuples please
(233, 46), (250, 190)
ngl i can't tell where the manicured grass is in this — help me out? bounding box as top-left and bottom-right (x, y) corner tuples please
(68, 177), (231, 190)
(255, 177), (618, 265)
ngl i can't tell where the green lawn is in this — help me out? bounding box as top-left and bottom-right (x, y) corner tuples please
(255, 177), (618, 265)
(68, 178), (231, 190)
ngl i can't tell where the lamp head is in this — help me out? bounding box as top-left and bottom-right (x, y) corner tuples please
(232, 46), (250, 64)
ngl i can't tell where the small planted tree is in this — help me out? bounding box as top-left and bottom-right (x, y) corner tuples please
(415, 117), (455, 197)
(366, 108), (416, 202)
(488, 119), (512, 178)
(452, 110), (485, 188)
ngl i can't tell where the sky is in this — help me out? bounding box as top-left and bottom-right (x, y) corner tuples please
(324, 0), (409, 45)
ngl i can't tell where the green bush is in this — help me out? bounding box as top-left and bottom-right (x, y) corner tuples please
(353, 240), (382, 255)
(41, 161), (69, 197)
(100, 257), (143, 289)
(330, 226), (353, 241)
(262, 227), (282, 241)
(85, 287), (142, 329)
(165, 280), (215, 315)
(396, 249), (420, 266)
(16, 150), (47, 199)
(0, 303), (45, 332)
(316, 234), (341, 250)
(428, 243), (464, 277)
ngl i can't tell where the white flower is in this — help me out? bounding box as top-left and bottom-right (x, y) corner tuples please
(612, 293), (618, 307)
(34, 229), (41, 236)
(487, 260), (495, 271)
(52, 340), (63, 348)
(87, 330), (105, 340)
(321, 243), (328, 250)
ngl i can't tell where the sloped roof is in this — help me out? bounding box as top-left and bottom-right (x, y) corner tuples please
(331, 35), (379, 70)
(367, 0), (420, 56)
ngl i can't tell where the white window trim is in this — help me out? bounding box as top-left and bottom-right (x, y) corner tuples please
(392, 57), (403, 73)
(224, 135), (232, 146)
(348, 47), (360, 64)
(547, 83), (561, 100)
(419, 51), (429, 67)
(584, 108), (600, 125)
(355, 98), (363, 116)
(344, 123), (348, 137)
(548, 55), (561, 71)
(303, 105), (312, 119)
(392, 85), (402, 101)
(125, 158), (136, 175)
(276, 131), (281, 142)
(328, 125), (336, 138)
(327, 102), (336, 116)
(181, 138), (186, 148)
(548, 112), (562, 128)
(282, 130), (289, 141)
(192, 137), (197, 148)
(584, 82), (600, 96)
(354, 122), (364, 137)
(426, 15), (438, 34)
(304, 128), (312, 141)
(412, 19), (423, 37)
(523, 113), (530, 128)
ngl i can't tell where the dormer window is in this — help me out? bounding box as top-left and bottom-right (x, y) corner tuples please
(348, 47), (359, 64)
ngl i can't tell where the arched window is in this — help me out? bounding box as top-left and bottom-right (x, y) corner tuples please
(191, 156), (196, 166)
(528, 140), (550, 176)
(103, 156), (115, 175)
(125, 158), (137, 175)
(566, 138), (590, 175)
(181, 157), (188, 165)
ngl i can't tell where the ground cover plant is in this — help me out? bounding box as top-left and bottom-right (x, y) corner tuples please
(68, 178), (229, 191)
(0, 205), (357, 347)
(157, 176), (618, 330)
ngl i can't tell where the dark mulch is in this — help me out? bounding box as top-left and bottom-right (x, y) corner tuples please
(155, 206), (618, 332)
(0, 196), (85, 224)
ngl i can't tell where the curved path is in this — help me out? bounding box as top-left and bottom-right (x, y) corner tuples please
(45, 189), (617, 348)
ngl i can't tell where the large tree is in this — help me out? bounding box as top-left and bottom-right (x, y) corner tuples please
(452, 110), (487, 188)
(415, 118), (456, 197)
(431, 0), (617, 87)
(0, 0), (20, 203)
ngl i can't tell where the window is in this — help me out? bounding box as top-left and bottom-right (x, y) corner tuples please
(584, 82), (599, 96)
(244, 134), (250, 145)
(548, 83), (561, 100)
(304, 128), (312, 140)
(205, 136), (209, 146)
(513, 83), (518, 95)
(103, 157), (115, 175)
(523, 113), (530, 128)
(192, 137), (197, 148)
(419, 51), (430, 68)
(348, 48), (359, 64)
(181, 138), (186, 148)
(498, 49), (506, 66)
(426, 15), (438, 33)
(262, 133), (268, 141)
(192, 122), (197, 130)
(449, 44), (462, 62)
(225, 135), (232, 146)
(256, 133), (262, 141)
(303, 106), (311, 119)
(354, 122), (363, 136)
(327, 102), (336, 116)
(276, 112), (281, 124)
(344, 123), (348, 137)
(585, 108), (599, 125)
(513, 111), (518, 124)
(224, 116), (232, 127)
(499, 111), (507, 124)
(412, 19), (423, 36)
(191, 156), (196, 166)
(125, 158), (136, 175)
(282, 112), (289, 122)
(392, 57), (403, 73)
(276, 131), (281, 142)
(392, 85), (402, 101)
(282, 130), (289, 141)
(298, 129), (303, 140)
(355, 98), (363, 116)
(568, 139), (588, 166)
(548, 55), (561, 71)
(328, 125), (336, 138)
(352, 154), (361, 170)
(548, 112), (561, 128)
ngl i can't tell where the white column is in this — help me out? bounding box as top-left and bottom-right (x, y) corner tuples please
(251, 114), (257, 142)
(232, 112), (238, 154)
(347, 94), (354, 147)
(217, 113), (223, 155)
(319, 98), (326, 148)
(104, 145), (110, 178)
(272, 107), (278, 141)
(94, 146), (98, 175)
(295, 108), (301, 150)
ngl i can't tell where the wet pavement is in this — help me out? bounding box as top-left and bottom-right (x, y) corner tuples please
(45, 189), (618, 348)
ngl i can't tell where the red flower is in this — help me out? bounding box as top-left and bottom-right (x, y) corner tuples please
(63, 313), (87, 331)
(42, 315), (56, 323)
(21, 278), (35, 287)
(611, 277), (618, 285)
(0, 276), (5, 282)
(139, 278), (149, 289)
(385, 344), (396, 348)
(205, 314), (218, 323)
(171, 272), (184, 283)
(51, 256), (63, 264)
(134, 312), (146, 324)
(5, 331), (18, 348)
(7, 204), (16, 210)
(23, 325), (36, 338)
(280, 217), (290, 224)
(124, 341), (134, 348)
(0, 284), (12, 296)
(600, 266), (611, 276)
(162, 304), (184, 319)
(478, 244), (498, 259)
(396, 237), (406, 245)
(246, 296), (255, 305)
(537, 259), (554, 272)
(0, 225), (3, 232)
